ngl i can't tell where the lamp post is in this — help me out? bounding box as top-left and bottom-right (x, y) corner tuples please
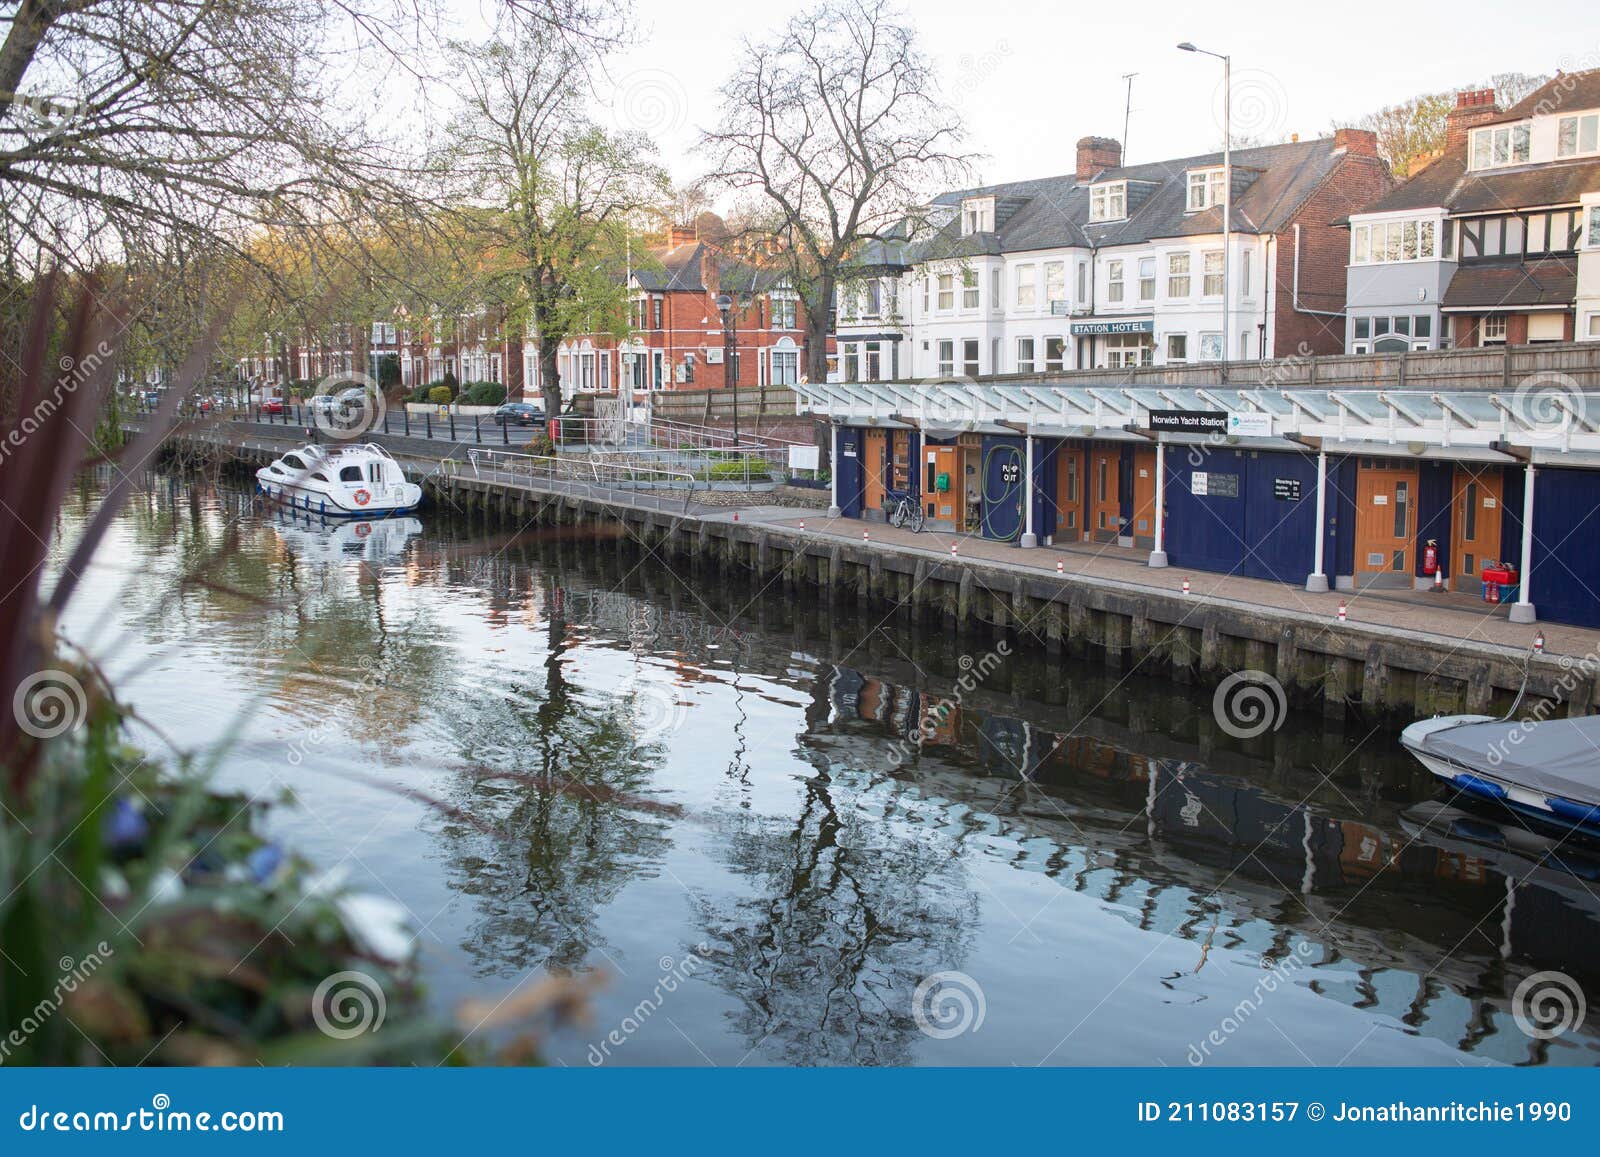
(716, 292), (740, 446)
(1179, 41), (1230, 376)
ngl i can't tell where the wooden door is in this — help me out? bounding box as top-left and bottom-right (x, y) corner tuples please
(1451, 466), (1504, 594)
(923, 446), (959, 526)
(1354, 460), (1419, 582)
(1054, 447), (1084, 542)
(1131, 448), (1158, 548)
(890, 430), (912, 495)
(1089, 446), (1121, 543)
(863, 429), (887, 514)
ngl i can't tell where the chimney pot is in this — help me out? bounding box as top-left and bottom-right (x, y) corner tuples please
(1076, 136), (1123, 184)
(1332, 127), (1378, 157)
(1444, 89), (1500, 153)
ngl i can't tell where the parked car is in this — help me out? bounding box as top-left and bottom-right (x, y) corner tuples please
(260, 398), (285, 415)
(493, 402), (543, 426)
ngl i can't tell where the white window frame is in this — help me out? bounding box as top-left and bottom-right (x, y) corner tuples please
(937, 339), (954, 376)
(1557, 113), (1600, 158)
(1043, 261), (1066, 310)
(1202, 250), (1224, 297)
(1186, 168), (1226, 212)
(1470, 123), (1531, 170)
(1588, 205), (1600, 247)
(962, 267), (980, 310)
(1165, 333), (1188, 363)
(1015, 264), (1037, 309)
(1167, 252), (1191, 298)
(1106, 259), (1124, 304)
(1090, 182), (1127, 223)
(1481, 315), (1508, 345)
(961, 196), (995, 235)
(1138, 256), (1156, 302)
(937, 273), (955, 312)
(1016, 337), (1036, 374)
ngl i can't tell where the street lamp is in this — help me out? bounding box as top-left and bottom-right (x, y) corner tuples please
(1179, 41), (1231, 377)
(716, 292), (740, 446)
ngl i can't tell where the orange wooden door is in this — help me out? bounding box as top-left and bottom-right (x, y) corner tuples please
(1055, 447), (1084, 541)
(923, 446), (959, 524)
(1131, 448), (1157, 546)
(863, 429), (886, 512)
(1089, 446), (1120, 542)
(1354, 461), (1419, 579)
(1451, 466), (1504, 593)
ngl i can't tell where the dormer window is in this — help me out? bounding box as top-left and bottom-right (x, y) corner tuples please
(1558, 113), (1600, 158)
(1090, 182), (1126, 223)
(962, 197), (994, 235)
(1186, 168), (1226, 212)
(1470, 123), (1530, 169)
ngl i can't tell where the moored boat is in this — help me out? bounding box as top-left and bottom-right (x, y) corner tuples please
(255, 443), (421, 517)
(1401, 712), (1600, 838)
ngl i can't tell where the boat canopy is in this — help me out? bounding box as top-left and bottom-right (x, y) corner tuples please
(1415, 715), (1600, 804)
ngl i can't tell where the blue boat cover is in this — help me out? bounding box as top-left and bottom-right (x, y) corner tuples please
(1419, 715), (1600, 804)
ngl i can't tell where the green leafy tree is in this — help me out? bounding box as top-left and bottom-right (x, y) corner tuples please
(441, 27), (668, 427)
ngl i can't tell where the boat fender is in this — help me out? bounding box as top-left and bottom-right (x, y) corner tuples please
(1452, 773), (1509, 802)
(1545, 796), (1600, 827)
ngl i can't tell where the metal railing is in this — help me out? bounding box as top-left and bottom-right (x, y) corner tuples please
(464, 448), (701, 510)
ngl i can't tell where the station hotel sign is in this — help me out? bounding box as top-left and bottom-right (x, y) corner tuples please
(1068, 317), (1155, 336)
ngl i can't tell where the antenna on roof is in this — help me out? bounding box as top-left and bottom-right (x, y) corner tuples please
(1121, 73), (1138, 165)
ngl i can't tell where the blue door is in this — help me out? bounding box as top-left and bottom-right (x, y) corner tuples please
(834, 427), (865, 518)
(981, 435), (1025, 541)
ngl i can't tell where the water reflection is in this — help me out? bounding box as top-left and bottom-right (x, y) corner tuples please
(54, 476), (1600, 1067)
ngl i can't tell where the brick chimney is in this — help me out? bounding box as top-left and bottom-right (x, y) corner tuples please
(1444, 89), (1499, 153)
(1076, 136), (1123, 184)
(1332, 127), (1378, 157)
(666, 224), (697, 247)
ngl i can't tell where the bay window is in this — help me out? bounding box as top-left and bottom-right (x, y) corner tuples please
(1167, 252), (1190, 298)
(1202, 251), (1223, 297)
(1106, 260), (1124, 303)
(962, 268), (980, 309)
(1138, 256), (1156, 302)
(937, 273), (954, 311)
(1015, 264), (1037, 308)
(1044, 261), (1066, 307)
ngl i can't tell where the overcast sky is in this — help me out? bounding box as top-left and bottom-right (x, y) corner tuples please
(455, 0), (1594, 195)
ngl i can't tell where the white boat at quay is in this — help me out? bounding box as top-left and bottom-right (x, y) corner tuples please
(255, 443), (422, 517)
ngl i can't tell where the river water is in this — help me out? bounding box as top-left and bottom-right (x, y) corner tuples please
(52, 471), (1600, 1066)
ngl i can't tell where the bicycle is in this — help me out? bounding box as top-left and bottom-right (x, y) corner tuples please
(886, 488), (925, 533)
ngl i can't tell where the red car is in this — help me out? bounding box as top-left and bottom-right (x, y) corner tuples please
(260, 398), (285, 415)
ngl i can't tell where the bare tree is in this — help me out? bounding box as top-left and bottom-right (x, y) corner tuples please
(440, 26), (669, 426)
(700, 0), (973, 384)
(1343, 71), (1550, 179)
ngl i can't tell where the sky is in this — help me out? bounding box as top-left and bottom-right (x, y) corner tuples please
(448, 0), (1598, 198)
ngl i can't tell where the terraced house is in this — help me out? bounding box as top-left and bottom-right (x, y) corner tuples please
(835, 130), (1391, 381)
(1343, 70), (1600, 351)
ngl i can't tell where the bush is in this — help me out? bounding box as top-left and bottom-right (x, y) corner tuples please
(460, 381), (507, 406)
(703, 457), (770, 482)
(427, 385), (453, 405)
(527, 432), (555, 457)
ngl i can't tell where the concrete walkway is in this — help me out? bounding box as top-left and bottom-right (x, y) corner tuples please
(752, 510), (1598, 658)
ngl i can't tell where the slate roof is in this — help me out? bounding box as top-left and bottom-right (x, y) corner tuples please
(1358, 70), (1600, 216)
(880, 136), (1360, 263)
(1440, 256), (1577, 309)
(631, 242), (785, 294)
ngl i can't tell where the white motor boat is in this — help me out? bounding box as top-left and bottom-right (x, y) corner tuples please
(267, 508), (423, 563)
(256, 442), (421, 517)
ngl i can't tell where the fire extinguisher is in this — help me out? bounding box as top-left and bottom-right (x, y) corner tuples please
(1422, 539), (1439, 576)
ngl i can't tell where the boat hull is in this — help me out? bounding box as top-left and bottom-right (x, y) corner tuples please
(1401, 714), (1600, 840)
(255, 475), (421, 517)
